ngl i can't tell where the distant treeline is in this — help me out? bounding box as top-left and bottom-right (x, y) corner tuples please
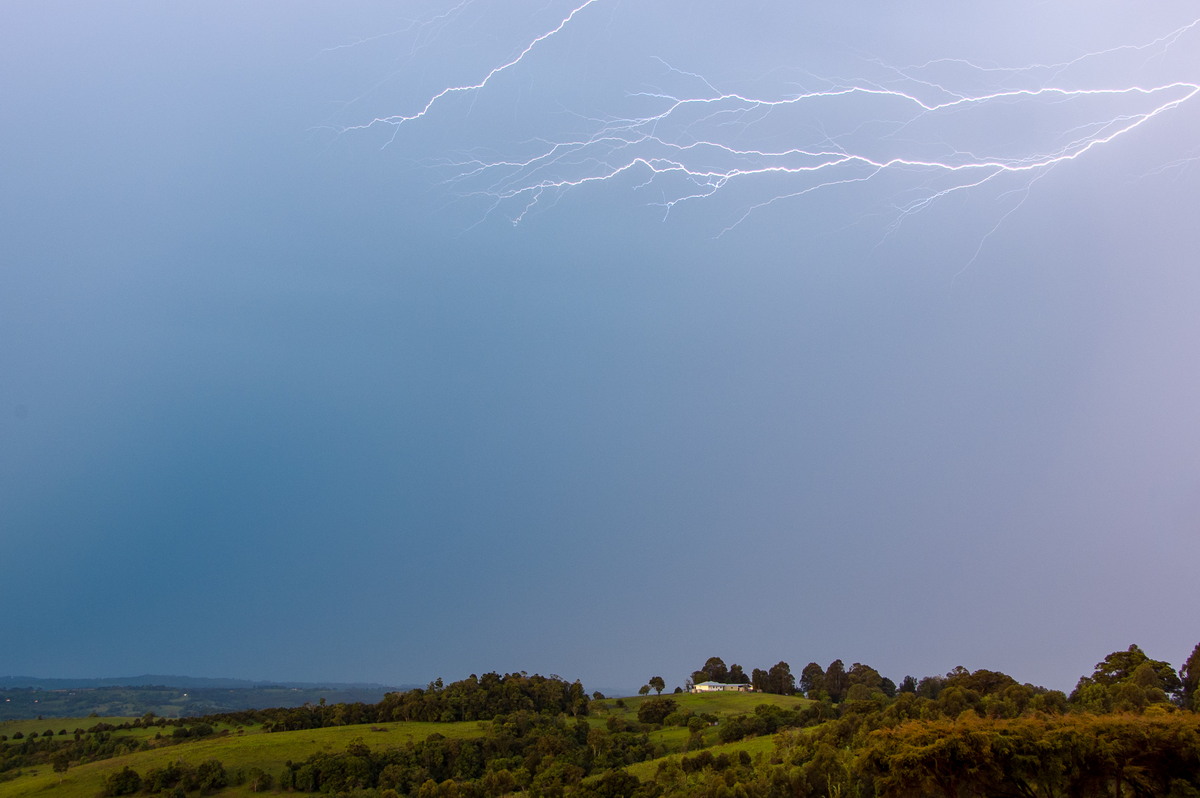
(211, 672), (590, 731)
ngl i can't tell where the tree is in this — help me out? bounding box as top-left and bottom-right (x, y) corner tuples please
(727, 664), (750, 685)
(51, 751), (70, 782)
(1072, 644), (1183, 708)
(648, 676), (665, 695)
(766, 662), (796, 695)
(799, 662), (826, 699)
(847, 663), (883, 695)
(195, 760), (228, 794)
(638, 684), (650, 696)
(692, 656), (729, 685)
(102, 767), (143, 796)
(1181, 642), (1200, 711)
(637, 697), (678, 725)
(825, 660), (849, 703)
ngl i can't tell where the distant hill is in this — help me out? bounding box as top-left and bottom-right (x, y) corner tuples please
(0, 676), (418, 720)
(0, 675), (400, 690)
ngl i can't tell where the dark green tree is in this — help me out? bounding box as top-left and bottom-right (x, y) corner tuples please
(727, 664), (750, 685)
(195, 760), (228, 794)
(847, 663), (884, 694)
(102, 767), (143, 796)
(51, 751), (70, 782)
(648, 676), (665, 695)
(1181, 642), (1200, 711)
(825, 660), (849, 703)
(1072, 644), (1183, 708)
(799, 662), (826, 698)
(637, 697), (678, 725)
(692, 656), (729, 685)
(767, 661), (796, 695)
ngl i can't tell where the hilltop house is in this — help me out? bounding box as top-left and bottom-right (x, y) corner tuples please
(690, 681), (754, 693)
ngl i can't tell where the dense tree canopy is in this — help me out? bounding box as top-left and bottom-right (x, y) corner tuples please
(1071, 644), (1183, 712)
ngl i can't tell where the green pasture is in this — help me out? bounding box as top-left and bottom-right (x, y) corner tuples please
(593, 690), (809, 723)
(0, 720), (487, 798)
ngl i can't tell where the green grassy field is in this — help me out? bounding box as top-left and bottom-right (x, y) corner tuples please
(0, 719), (497, 798)
(592, 690), (809, 721)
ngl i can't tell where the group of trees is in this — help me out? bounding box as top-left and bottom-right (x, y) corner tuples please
(798, 660), (898, 703)
(101, 759), (229, 796)
(638, 677), (666, 696)
(688, 658), (797, 696)
(693, 642), (1200, 713)
(237, 673), (588, 731)
(690, 657), (752, 689)
(375, 673), (589, 724)
(275, 711), (657, 798)
(0, 719), (221, 782)
(1070, 643), (1190, 713)
(638, 713), (1200, 798)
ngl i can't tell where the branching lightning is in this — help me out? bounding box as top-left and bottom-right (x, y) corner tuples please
(342, 3), (1200, 238)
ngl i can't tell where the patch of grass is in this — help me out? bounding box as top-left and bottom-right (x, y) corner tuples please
(593, 691), (809, 722)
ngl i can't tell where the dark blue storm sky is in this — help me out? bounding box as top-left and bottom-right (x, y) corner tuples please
(2, 1), (1198, 694)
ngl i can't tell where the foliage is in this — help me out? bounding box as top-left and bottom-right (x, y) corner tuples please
(1071, 644), (1184, 711)
(1183, 641), (1200, 711)
(637, 698), (678, 725)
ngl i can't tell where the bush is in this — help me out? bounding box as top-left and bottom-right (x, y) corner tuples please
(101, 766), (142, 796)
(637, 698), (678, 725)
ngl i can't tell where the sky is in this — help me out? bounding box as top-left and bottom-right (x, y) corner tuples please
(2, 1), (1199, 696)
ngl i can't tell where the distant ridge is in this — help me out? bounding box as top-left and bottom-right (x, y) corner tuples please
(0, 675), (406, 691)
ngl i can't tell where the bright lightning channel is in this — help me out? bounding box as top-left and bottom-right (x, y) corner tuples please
(344, 4), (1200, 233)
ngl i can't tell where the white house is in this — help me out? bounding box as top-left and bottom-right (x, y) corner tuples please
(690, 681), (753, 693)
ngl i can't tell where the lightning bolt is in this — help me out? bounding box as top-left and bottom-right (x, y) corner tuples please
(343, 0), (603, 136)
(340, 4), (1200, 239)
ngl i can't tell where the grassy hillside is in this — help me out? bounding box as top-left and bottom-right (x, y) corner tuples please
(591, 690), (809, 721)
(0, 719), (490, 798)
(0, 691), (811, 798)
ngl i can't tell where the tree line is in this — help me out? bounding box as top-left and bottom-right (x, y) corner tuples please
(685, 641), (1200, 710)
(202, 672), (589, 732)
